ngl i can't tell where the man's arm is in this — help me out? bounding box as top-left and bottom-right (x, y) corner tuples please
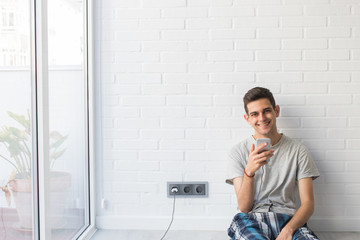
(233, 176), (254, 213)
(233, 143), (274, 213)
(276, 177), (315, 240)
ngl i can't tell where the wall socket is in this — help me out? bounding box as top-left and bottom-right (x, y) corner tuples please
(167, 181), (208, 198)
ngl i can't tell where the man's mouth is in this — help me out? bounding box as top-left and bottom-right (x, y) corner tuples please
(256, 121), (270, 127)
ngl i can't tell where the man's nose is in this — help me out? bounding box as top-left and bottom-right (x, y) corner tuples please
(258, 113), (265, 121)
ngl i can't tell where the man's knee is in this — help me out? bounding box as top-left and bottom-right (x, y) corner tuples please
(292, 226), (319, 240)
(228, 213), (270, 240)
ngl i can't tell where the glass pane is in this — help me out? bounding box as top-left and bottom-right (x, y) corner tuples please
(0, 0), (33, 239)
(47, 0), (89, 239)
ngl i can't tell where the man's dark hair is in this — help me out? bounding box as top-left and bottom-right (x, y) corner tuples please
(243, 87), (276, 114)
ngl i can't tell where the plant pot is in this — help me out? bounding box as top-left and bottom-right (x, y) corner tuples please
(9, 171), (72, 230)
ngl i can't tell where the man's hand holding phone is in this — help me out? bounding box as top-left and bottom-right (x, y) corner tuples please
(244, 138), (274, 177)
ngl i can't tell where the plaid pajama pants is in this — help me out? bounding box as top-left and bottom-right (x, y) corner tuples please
(228, 212), (319, 240)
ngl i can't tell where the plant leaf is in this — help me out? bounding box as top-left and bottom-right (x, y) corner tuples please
(50, 131), (63, 140)
(50, 148), (66, 160)
(7, 111), (30, 132)
(0, 127), (10, 141)
(50, 134), (67, 149)
(8, 127), (28, 140)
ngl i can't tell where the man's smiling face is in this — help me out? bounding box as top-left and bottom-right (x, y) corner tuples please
(244, 98), (280, 139)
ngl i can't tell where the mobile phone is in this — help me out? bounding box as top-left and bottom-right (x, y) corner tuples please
(255, 138), (271, 154)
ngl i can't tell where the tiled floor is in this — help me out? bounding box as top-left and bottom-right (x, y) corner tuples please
(90, 230), (360, 240)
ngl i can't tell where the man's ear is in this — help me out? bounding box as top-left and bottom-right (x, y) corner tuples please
(244, 114), (251, 125)
(275, 105), (280, 117)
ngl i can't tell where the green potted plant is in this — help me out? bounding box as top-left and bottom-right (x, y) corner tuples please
(0, 111), (69, 229)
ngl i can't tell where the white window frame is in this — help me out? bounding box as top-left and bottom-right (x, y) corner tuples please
(30, 0), (96, 239)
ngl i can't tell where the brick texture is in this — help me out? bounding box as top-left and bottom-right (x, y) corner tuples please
(96, 0), (360, 231)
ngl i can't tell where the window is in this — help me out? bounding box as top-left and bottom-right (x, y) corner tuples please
(1, 49), (16, 65)
(1, 8), (15, 30)
(0, 0), (94, 239)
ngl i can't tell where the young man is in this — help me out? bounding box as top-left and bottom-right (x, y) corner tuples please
(226, 87), (320, 240)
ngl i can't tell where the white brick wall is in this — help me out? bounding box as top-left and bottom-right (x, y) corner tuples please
(96, 0), (360, 231)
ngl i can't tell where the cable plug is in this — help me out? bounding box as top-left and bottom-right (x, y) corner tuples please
(171, 187), (178, 194)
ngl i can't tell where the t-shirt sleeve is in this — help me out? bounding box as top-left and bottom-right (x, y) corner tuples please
(297, 145), (320, 181)
(225, 145), (246, 185)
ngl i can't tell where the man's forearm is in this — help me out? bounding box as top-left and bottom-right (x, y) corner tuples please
(281, 201), (314, 235)
(235, 176), (255, 213)
(234, 143), (274, 213)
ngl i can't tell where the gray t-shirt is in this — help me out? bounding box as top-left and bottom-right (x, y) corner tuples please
(226, 135), (320, 216)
